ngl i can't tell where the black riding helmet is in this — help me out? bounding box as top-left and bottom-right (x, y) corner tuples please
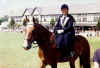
(61, 4), (69, 10)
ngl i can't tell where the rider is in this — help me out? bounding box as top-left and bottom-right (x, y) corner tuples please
(54, 4), (75, 57)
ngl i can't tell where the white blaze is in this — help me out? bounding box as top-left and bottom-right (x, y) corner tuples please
(23, 39), (28, 48)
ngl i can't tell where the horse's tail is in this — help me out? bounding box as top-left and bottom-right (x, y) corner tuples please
(76, 35), (91, 68)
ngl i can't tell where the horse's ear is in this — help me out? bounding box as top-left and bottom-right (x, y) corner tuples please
(32, 16), (41, 28)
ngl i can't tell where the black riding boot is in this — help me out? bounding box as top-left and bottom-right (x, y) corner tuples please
(69, 36), (75, 57)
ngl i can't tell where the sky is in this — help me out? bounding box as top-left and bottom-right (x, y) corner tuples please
(0, 0), (99, 16)
(0, 0), (97, 9)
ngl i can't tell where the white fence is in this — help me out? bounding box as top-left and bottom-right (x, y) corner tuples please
(76, 31), (100, 37)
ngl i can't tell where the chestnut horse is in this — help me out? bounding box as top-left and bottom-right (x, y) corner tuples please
(23, 23), (91, 68)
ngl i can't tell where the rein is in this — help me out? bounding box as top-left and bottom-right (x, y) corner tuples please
(33, 45), (38, 48)
(32, 42), (38, 48)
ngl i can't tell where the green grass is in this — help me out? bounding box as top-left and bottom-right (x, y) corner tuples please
(0, 32), (100, 68)
(0, 32), (40, 68)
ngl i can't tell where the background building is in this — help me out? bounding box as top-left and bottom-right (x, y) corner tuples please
(4, 4), (100, 36)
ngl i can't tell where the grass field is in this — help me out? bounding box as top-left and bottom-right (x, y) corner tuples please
(0, 32), (100, 68)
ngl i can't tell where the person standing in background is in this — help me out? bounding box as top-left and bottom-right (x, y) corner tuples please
(93, 48), (100, 68)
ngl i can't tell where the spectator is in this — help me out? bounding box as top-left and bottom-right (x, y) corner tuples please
(93, 48), (100, 68)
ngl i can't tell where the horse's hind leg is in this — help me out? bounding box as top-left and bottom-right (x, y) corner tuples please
(80, 55), (91, 68)
(83, 59), (91, 68)
(79, 56), (83, 68)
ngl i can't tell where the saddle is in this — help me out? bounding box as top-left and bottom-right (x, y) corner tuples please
(50, 33), (75, 57)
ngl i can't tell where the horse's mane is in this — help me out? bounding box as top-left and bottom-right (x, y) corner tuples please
(35, 23), (52, 35)
(33, 23), (52, 44)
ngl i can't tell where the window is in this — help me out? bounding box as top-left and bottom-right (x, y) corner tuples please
(94, 16), (99, 22)
(83, 17), (87, 22)
(44, 18), (46, 22)
(77, 16), (81, 22)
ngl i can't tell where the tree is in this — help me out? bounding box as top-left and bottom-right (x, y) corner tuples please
(96, 17), (100, 30)
(0, 20), (2, 25)
(0, 17), (8, 25)
(23, 19), (26, 26)
(16, 24), (21, 29)
(50, 18), (55, 27)
(8, 17), (15, 30)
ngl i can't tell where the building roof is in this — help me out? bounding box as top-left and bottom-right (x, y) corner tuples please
(39, 3), (100, 15)
(7, 3), (100, 16)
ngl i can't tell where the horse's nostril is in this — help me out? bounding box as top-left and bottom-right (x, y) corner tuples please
(23, 47), (29, 50)
(23, 45), (31, 50)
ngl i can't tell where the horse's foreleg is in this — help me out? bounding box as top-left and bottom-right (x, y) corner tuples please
(40, 61), (47, 68)
(40, 64), (46, 68)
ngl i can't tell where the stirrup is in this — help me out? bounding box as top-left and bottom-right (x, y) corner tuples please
(70, 51), (74, 57)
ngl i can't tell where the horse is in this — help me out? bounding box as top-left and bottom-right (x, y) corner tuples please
(23, 22), (91, 68)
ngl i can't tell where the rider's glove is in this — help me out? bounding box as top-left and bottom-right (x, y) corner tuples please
(57, 29), (64, 34)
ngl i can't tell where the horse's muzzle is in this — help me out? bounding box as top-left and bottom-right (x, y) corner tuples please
(24, 47), (29, 50)
(23, 39), (32, 50)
